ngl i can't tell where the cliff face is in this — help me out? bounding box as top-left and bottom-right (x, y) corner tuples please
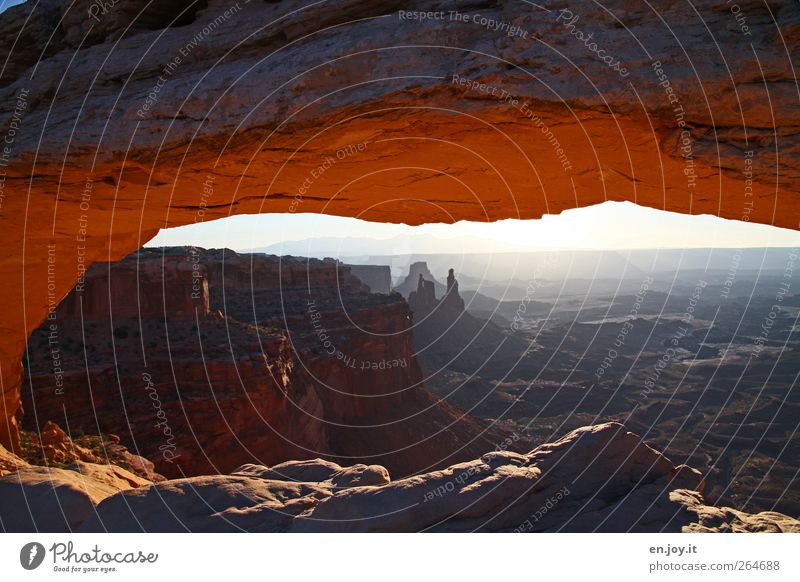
(395, 262), (446, 298)
(23, 248), (509, 478)
(406, 266), (528, 378)
(345, 264), (392, 294)
(0, 0), (797, 452)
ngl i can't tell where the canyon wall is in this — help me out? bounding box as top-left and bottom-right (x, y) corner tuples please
(23, 248), (508, 477)
(0, 0), (798, 450)
(345, 264), (393, 294)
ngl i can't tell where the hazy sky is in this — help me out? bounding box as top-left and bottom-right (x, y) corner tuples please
(146, 201), (800, 252)
(0, 0), (23, 12)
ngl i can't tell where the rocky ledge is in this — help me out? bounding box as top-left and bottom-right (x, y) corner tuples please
(2, 422), (797, 533)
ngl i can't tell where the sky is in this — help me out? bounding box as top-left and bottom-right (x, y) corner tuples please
(145, 201), (800, 253)
(0, 0), (23, 12)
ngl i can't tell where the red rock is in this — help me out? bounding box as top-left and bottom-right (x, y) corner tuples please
(0, 0), (797, 454)
(23, 248), (514, 478)
(65, 423), (800, 533)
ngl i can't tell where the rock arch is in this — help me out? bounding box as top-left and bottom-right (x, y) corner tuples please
(0, 0), (797, 451)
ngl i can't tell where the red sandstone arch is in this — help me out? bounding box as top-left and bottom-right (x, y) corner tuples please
(0, 0), (797, 451)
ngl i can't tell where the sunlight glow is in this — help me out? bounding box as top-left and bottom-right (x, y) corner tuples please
(145, 201), (800, 254)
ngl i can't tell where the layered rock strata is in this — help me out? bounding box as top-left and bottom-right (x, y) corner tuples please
(23, 247), (510, 478)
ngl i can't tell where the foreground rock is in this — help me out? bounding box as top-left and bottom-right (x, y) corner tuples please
(72, 423), (800, 533)
(0, 444), (28, 476)
(0, 463), (150, 532)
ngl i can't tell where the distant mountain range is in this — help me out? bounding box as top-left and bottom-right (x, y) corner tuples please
(249, 235), (794, 300)
(245, 233), (531, 258)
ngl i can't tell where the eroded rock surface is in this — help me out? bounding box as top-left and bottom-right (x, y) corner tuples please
(0, 462), (150, 532)
(24, 248), (514, 478)
(68, 423), (800, 533)
(0, 0), (797, 452)
(0, 443), (28, 476)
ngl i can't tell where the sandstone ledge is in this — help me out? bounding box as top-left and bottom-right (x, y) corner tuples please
(3, 423), (794, 533)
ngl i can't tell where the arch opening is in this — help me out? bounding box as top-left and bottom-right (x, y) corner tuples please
(15, 204), (800, 516)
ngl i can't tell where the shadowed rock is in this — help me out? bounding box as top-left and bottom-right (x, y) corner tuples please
(0, 463), (150, 532)
(68, 423), (800, 533)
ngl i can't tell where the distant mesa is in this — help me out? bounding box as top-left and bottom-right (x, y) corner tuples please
(402, 263), (527, 378)
(393, 261), (446, 298)
(408, 267), (465, 315)
(345, 264), (392, 294)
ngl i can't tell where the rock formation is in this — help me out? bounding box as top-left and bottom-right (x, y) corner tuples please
(442, 268), (466, 312)
(2, 422), (795, 532)
(0, 462), (151, 532)
(23, 247), (515, 478)
(0, 0), (797, 452)
(394, 262), (447, 298)
(345, 264), (392, 294)
(406, 266), (528, 378)
(408, 273), (438, 313)
(0, 443), (28, 476)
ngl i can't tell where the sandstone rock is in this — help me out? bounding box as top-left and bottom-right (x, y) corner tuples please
(0, 463), (149, 532)
(674, 490), (800, 533)
(24, 248), (514, 478)
(79, 475), (332, 533)
(330, 464), (390, 488)
(233, 459), (390, 489)
(395, 262), (446, 298)
(0, 0), (797, 454)
(0, 443), (28, 476)
(118, 450), (164, 483)
(232, 459), (343, 483)
(64, 461), (152, 490)
(67, 423), (800, 532)
(33, 421), (100, 465)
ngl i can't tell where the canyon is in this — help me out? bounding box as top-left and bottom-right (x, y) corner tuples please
(22, 247), (509, 478)
(0, 0), (798, 452)
(0, 0), (797, 535)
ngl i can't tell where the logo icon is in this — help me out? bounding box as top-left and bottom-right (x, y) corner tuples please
(20, 542), (46, 570)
